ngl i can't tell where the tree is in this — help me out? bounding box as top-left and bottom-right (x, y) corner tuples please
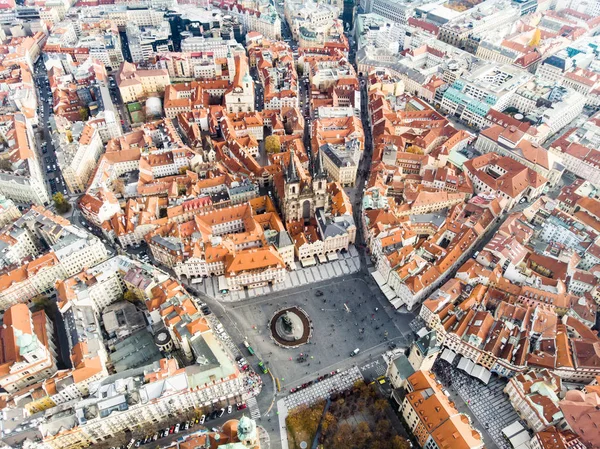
(79, 106), (89, 122)
(265, 135), (281, 154)
(123, 290), (138, 303)
(374, 419), (391, 439)
(53, 192), (71, 213)
(112, 178), (126, 196)
(374, 399), (388, 416)
(0, 158), (12, 172)
(405, 145), (423, 155)
(353, 422), (373, 448)
(390, 435), (411, 449)
(331, 423), (353, 449)
(32, 295), (55, 315)
(321, 412), (337, 433)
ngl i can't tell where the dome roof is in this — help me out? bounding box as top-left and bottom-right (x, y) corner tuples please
(221, 419), (238, 440)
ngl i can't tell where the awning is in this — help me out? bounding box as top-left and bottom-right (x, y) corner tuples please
(440, 348), (457, 363)
(371, 270), (386, 287)
(301, 257), (317, 267)
(502, 422), (530, 449)
(218, 275), (228, 292)
(457, 357), (475, 374)
(327, 252), (339, 261)
(381, 286), (397, 301)
(477, 367), (492, 385)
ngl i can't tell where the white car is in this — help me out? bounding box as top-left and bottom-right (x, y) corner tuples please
(227, 405), (232, 414)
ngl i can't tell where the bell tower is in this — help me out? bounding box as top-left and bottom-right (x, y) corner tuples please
(312, 149), (328, 210)
(285, 152), (300, 200)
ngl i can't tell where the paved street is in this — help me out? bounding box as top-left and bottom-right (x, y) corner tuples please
(33, 57), (67, 202)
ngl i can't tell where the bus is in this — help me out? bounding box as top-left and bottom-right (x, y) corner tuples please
(243, 340), (255, 356)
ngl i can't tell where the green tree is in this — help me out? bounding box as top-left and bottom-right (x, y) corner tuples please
(265, 135), (281, 154)
(53, 192), (71, 213)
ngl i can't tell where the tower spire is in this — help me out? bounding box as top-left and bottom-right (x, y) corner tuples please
(286, 151), (299, 183)
(313, 148), (327, 179)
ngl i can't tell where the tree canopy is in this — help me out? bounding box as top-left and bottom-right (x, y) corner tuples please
(53, 192), (71, 214)
(265, 135), (281, 154)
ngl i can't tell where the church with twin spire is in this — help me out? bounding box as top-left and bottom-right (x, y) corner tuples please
(275, 149), (329, 223)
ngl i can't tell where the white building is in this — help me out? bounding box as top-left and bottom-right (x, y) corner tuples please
(0, 114), (50, 206)
(55, 123), (104, 195)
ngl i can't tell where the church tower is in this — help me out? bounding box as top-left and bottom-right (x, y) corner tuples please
(226, 48), (236, 83)
(408, 330), (440, 372)
(312, 149), (328, 210)
(285, 151), (300, 200)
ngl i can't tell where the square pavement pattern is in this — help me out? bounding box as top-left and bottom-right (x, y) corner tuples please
(436, 360), (519, 449)
(193, 249), (361, 301)
(283, 366), (363, 409)
(277, 367), (363, 449)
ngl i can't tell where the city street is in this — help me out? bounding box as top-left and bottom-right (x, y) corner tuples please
(33, 57), (67, 202)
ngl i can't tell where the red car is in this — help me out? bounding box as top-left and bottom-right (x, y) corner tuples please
(236, 403), (247, 410)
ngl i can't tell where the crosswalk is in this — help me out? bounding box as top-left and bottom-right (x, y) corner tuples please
(246, 396), (261, 419)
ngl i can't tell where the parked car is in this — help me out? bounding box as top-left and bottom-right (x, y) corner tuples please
(200, 415), (206, 424)
(236, 403), (247, 410)
(227, 405), (232, 414)
(258, 361), (269, 374)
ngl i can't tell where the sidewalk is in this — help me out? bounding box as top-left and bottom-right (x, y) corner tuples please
(276, 366), (363, 449)
(193, 247), (361, 302)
